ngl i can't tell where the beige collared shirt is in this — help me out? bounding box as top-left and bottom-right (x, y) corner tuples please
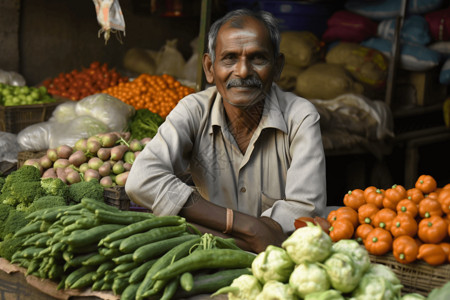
(125, 84), (327, 233)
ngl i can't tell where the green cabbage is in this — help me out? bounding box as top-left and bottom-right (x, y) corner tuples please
(282, 222), (332, 264)
(289, 262), (330, 298)
(251, 245), (295, 284)
(401, 293), (427, 300)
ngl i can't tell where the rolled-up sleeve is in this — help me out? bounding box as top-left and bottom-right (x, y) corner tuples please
(125, 98), (198, 216)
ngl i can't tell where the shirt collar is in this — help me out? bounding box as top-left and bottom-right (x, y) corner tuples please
(208, 84), (288, 135)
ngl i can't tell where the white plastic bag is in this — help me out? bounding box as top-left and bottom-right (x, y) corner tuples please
(156, 39), (186, 78)
(17, 122), (54, 151)
(49, 101), (78, 123)
(182, 37), (199, 83)
(75, 93), (135, 132)
(0, 69), (26, 86)
(92, 0), (126, 44)
(0, 132), (20, 163)
(49, 116), (109, 148)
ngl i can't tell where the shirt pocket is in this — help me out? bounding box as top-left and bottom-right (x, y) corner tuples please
(261, 191), (280, 213)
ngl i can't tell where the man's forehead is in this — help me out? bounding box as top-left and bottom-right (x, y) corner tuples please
(218, 16), (269, 43)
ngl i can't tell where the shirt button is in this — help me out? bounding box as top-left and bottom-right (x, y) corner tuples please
(240, 187), (246, 193)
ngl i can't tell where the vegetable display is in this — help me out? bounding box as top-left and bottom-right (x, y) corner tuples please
(5, 196), (254, 299)
(23, 131), (148, 188)
(41, 61), (129, 101)
(101, 73), (195, 118)
(213, 222), (425, 300)
(0, 83), (55, 106)
(327, 174), (450, 266)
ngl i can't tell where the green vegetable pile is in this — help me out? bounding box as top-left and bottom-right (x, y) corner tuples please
(0, 83), (55, 106)
(214, 222), (428, 300)
(129, 108), (164, 140)
(7, 197), (254, 299)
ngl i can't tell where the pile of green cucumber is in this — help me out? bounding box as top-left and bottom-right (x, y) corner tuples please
(11, 198), (255, 299)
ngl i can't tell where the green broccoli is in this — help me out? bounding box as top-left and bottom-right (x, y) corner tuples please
(0, 203), (14, 238)
(0, 233), (27, 261)
(1, 210), (29, 239)
(40, 177), (70, 201)
(26, 195), (67, 214)
(0, 166), (45, 208)
(0, 177), (5, 192)
(68, 179), (104, 203)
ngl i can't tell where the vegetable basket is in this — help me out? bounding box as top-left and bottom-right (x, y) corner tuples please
(369, 253), (450, 296)
(0, 101), (62, 134)
(17, 150), (47, 168)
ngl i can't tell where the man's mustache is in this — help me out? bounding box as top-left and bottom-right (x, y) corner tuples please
(226, 77), (263, 89)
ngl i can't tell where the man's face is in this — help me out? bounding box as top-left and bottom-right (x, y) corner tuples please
(204, 17), (283, 108)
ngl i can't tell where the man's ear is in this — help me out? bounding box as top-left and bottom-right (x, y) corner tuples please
(202, 53), (215, 84)
(273, 53), (285, 82)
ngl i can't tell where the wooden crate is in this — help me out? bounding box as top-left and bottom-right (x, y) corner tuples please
(103, 186), (131, 211)
(0, 101), (62, 134)
(369, 253), (450, 296)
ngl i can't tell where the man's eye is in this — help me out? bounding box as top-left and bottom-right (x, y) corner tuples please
(252, 55), (268, 65)
(222, 55), (236, 63)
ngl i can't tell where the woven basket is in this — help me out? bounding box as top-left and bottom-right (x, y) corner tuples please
(17, 150), (47, 168)
(0, 101), (62, 134)
(369, 253), (450, 296)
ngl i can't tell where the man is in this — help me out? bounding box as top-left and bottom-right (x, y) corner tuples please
(125, 9), (327, 253)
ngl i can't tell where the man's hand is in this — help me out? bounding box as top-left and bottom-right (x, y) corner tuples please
(233, 216), (288, 253)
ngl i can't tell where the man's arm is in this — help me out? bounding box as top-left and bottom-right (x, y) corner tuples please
(180, 192), (288, 253)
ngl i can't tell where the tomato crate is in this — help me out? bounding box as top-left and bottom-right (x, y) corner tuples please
(0, 101), (62, 134)
(369, 253), (450, 296)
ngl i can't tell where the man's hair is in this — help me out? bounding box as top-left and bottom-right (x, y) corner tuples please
(207, 9), (280, 63)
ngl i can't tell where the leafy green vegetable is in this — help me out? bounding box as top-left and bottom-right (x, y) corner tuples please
(1, 210), (29, 239)
(251, 245), (294, 284)
(282, 222), (332, 264)
(0, 166), (45, 208)
(255, 280), (297, 300)
(26, 195), (67, 214)
(40, 177), (70, 201)
(129, 108), (164, 140)
(289, 262), (330, 298)
(68, 179), (104, 203)
(401, 293), (427, 300)
(0, 233), (27, 261)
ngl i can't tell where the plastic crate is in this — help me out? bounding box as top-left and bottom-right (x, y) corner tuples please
(0, 101), (62, 134)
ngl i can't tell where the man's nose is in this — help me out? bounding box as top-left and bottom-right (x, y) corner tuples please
(235, 57), (251, 78)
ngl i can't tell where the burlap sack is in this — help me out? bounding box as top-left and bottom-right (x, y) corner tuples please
(325, 42), (388, 88)
(280, 31), (322, 68)
(295, 63), (364, 100)
(276, 63), (304, 92)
